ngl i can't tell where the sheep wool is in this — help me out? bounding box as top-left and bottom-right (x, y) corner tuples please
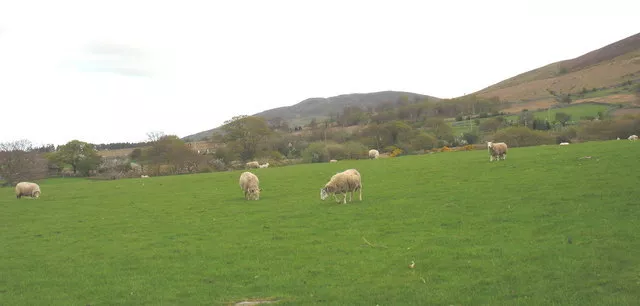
(239, 171), (261, 200)
(487, 141), (508, 162)
(15, 182), (41, 199)
(245, 161), (260, 169)
(368, 149), (380, 159)
(320, 169), (362, 204)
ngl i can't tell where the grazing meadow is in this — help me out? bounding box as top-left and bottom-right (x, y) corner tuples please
(1, 140), (639, 305)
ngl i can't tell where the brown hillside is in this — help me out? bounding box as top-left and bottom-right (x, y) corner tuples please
(475, 32), (640, 102)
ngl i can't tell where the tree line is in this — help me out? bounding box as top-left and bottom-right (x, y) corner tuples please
(2, 93), (639, 185)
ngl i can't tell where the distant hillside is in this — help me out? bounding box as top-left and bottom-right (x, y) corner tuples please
(183, 91), (440, 141)
(474, 32), (640, 110)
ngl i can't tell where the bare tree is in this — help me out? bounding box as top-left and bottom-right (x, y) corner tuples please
(146, 131), (166, 143)
(0, 139), (48, 186)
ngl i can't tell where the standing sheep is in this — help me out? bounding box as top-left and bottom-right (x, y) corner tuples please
(329, 159), (338, 163)
(629, 135), (638, 141)
(487, 141), (508, 161)
(246, 161), (260, 169)
(15, 182), (41, 199)
(258, 162), (270, 168)
(368, 149), (380, 159)
(320, 168), (362, 204)
(239, 171), (262, 200)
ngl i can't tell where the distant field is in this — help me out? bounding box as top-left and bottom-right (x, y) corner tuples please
(2, 141), (640, 305)
(449, 103), (613, 136)
(502, 103), (614, 122)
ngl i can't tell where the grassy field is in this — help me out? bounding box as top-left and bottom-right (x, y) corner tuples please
(502, 103), (614, 122)
(2, 140), (640, 305)
(449, 103), (614, 136)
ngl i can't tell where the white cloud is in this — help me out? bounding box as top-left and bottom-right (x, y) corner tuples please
(0, 0), (638, 145)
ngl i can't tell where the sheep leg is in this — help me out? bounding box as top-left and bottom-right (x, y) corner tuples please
(342, 193), (347, 204)
(359, 186), (362, 201)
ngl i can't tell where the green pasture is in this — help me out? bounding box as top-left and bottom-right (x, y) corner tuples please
(503, 103), (613, 122)
(2, 140), (640, 305)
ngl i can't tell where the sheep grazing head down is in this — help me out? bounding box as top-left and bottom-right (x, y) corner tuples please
(246, 187), (262, 200)
(320, 185), (338, 200)
(320, 187), (330, 200)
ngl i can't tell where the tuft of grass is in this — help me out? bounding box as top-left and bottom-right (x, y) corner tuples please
(1, 141), (640, 305)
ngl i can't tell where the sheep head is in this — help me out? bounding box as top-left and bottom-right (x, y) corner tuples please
(320, 187), (332, 200)
(246, 187), (261, 200)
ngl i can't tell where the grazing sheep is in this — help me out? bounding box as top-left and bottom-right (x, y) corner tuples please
(239, 171), (261, 200)
(629, 135), (638, 141)
(141, 175), (149, 178)
(320, 169), (362, 204)
(559, 142), (570, 146)
(258, 162), (270, 168)
(487, 141), (508, 161)
(368, 149), (379, 159)
(15, 182), (41, 199)
(246, 161), (260, 169)
(617, 137), (621, 140)
(329, 159), (338, 163)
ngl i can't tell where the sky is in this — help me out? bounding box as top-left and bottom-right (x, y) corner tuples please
(0, 0), (638, 146)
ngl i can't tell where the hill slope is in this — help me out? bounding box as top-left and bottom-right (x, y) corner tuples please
(183, 91), (439, 141)
(474, 32), (640, 107)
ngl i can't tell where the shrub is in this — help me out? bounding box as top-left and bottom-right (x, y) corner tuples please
(462, 132), (479, 144)
(389, 147), (404, 157)
(410, 133), (438, 151)
(301, 142), (329, 163)
(577, 117), (640, 141)
(326, 143), (347, 160)
(343, 141), (368, 159)
(207, 158), (226, 171)
(479, 118), (503, 132)
(489, 127), (556, 147)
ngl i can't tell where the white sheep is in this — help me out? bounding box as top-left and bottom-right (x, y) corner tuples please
(320, 168), (362, 204)
(629, 135), (638, 141)
(15, 182), (41, 199)
(559, 142), (570, 146)
(245, 161), (260, 169)
(329, 159), (338, 163)
(487, 141), (508, 161)
(141, 175), (150, 178)
(368, 149), (380, 159)
(239, 171), (261, 200)
(258, 162), (270, 168)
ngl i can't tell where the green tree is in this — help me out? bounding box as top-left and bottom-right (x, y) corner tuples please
(555, 112), (572, 126)
(221, 115), (272, 162)
(424, 118), (453, 141)
(518, 110), (535, 128)
(48, 140), (102, 175)
(410, 133), (438, 150)
(384, 120), (413, 144)
(479, 118), (502, 132)
(142, 135), (201, 174)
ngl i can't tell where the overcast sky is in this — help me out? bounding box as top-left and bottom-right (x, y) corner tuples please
(0, 0), (638, 146)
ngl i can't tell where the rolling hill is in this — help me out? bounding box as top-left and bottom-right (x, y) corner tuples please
(474, 31), (640, 112)
(183, 91), (440, 141)
(183, 32), (640, 143)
